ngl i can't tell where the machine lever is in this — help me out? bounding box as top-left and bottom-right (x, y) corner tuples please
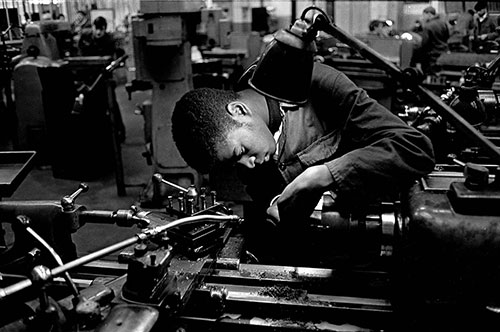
(152, 173), (188, 193)
(79, 209), (136, 227)
(61, 183), (89, 211)
(448, 154), (490, 189)
(447, 154), (466, 167)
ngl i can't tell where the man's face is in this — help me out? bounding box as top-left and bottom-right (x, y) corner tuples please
(93, 26), (106, 38)
(216, 115), (276, 169)
(375, 24), (390, 37)
(382, 25), (391, 37)
(75, 13), (85, 23)
(422, 12), (432, 23)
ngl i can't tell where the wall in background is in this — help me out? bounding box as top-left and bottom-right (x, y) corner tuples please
(0, 0), (139, 34)
(1, 1), (483, 44)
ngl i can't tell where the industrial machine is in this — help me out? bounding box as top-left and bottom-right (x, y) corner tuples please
(128, 0), (204, 203)
(1, 165), (500, 331)
(3, 5), (500, 332)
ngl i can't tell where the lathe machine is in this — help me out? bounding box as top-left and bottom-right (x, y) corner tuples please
(1, 156), (500, 331)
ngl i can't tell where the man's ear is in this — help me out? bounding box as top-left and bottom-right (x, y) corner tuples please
(226, 101), (251, 119)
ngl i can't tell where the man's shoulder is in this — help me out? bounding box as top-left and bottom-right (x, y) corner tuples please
(312, 62), (343, 81)
(236, 61), (344, 92)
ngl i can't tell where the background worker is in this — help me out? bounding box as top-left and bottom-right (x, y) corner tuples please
(77, 16), (126, 142)
(78, 16), (122, 58)
(411, 6), (449, 75)
(71, 10), (91, 44)
(473, 1), (498, 42)
(368, 19), (392, 38)
(447, 8), (476, 52)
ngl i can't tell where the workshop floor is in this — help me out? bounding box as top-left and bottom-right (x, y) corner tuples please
(3, 85), (154, 257)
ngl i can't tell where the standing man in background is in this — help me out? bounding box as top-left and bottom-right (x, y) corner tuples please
(77, 16), (126, 142)
(412, 6), (449, 75)
(472, 1), (500, 51)
(447, 8), (476, 52)
(78, 16), (121, 57)
(71, 10), (91, 39)
(474, 1), (497, 42)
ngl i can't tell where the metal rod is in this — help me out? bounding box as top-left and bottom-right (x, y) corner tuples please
(314, 14), (500, 165)
(25, 226), (80, 297)
(0, 214), (238, 300)
(3, 1), (12, 41)
(315, 20), (403, 81)
(51, 237), (138, 277)
(415, 84), (500, 164)
(153, 173), (188, 193)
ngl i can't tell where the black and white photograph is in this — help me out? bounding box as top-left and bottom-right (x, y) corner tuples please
(0, 1), (499, 331)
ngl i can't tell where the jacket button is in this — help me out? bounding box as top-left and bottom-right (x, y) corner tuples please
(279, 163), (286, 170)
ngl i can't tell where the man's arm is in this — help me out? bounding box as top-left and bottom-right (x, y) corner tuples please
(315, 63), (435, 204)
(272, 64), (435, 223)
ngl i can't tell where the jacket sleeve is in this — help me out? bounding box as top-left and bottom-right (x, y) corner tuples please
(312, 64), (435, 201)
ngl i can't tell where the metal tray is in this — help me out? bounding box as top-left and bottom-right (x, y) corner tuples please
(0, 151), (36, 198)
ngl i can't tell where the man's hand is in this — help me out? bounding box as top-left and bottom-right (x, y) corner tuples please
(270, 165), (334, 224)
(266, 200), (280, 226)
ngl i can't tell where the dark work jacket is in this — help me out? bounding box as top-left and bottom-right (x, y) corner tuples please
(78, 30), (117, 57)
(475, 14), (497, 38)
(237, 63), (435, 213)
(421, 16), (449, 56)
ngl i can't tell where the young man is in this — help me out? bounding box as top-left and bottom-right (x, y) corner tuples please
(368, 20), (391, 38)
(474, 1), (497, 41)
(78, 16), (118, 57)
(171, 61), (435, 227)
(413, 6), (449, 75)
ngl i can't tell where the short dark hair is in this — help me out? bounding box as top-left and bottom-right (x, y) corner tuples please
(369, 19), (388, 31)
(93, 16), (107, 30)
(171, 88), (242, 173)
(369, 20), (381, 32)
(423, 6), (436, 15)
(474, 1), (487, 11)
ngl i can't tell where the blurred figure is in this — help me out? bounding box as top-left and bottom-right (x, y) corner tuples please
(266, 6), (279, 34)
(412, 6), (449, 75)
(71, 10), (91, 42)
(122, 14), (130, 33)
(447, 9), (475, 51)
(474, 1), (497, 41)
(41, 11), (52, 21)
(472, 1), (500, 53)
(77, 16), (126, 142)
(368, 20), (391, 38)
(78, 16), (121, 58)
(15, 23), (54, 62)
(412, 20), (423, 34)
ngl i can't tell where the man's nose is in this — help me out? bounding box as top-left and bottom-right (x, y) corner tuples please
(238, 156), (256, 168)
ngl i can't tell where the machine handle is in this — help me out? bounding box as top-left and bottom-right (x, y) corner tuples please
(78, 54), (129, 94)
(152, 173), (188, 193)
(61, 183), (89, 211)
